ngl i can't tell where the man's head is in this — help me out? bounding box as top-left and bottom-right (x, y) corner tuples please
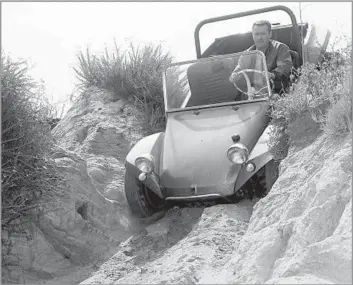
(252, 20), (272, 50)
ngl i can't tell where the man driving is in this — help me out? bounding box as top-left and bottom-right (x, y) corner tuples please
(229, 20), (293, 95)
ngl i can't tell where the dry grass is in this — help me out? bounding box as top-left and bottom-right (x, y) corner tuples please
(74, 40), (186, 134)
(322, 72), (352, 135)
(1, 52), (64, 230)
(268, 43), (352, 160)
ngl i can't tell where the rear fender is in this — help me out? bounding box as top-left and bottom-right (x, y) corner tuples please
(234, 125), (274, 191)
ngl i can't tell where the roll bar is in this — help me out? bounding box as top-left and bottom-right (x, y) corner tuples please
(194, 5), (299, 59)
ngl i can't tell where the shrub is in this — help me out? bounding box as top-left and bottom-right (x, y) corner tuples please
(268, 43), (352, 159)
(323, 74), (352, 135)
(74, 42), (128, 98)
(74, 40), (187, 134)
(1, 52), (63, 230)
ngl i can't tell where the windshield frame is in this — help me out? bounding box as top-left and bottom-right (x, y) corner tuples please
(163, 50), (272, 114)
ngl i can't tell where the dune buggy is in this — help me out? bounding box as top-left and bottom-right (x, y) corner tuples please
(124, 5), (330, 218)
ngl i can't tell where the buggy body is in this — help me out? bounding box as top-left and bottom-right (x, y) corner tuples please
(124, 5), (330, 218)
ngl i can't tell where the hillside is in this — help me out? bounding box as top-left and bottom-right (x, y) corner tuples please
(2, 40), (351, 284)
(2, 83), (351, 284)
(1, 87), (149, 284)
(79, 99), (351, 284)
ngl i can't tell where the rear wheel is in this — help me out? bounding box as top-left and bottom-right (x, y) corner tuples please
(124, 172), (165, 218)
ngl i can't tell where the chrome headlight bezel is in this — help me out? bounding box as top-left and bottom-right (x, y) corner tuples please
(135, 153), (155, 174)
(227, 143), (249, 164)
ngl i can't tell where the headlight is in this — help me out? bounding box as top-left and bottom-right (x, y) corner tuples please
(227, 143), (249, 164)
(135, 154), (155, 174)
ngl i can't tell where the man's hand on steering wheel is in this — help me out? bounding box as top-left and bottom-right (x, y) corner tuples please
(263, 71), (275, 80)
(229, 71), (241, 84)
(230, 70), (274, 85)
(229, 69), (271, 100)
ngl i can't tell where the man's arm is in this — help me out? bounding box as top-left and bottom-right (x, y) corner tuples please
(272, 44), (292, 78)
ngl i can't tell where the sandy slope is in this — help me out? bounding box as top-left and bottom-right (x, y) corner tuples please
(1, 88), (146, 284)
(228, 134), (352, 284)
(3, 87), (350, 284)
(81, 109), (351, 284)
(82, 200), (257, 284)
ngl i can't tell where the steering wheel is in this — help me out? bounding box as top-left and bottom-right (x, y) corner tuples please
(231, 69), (270, 100)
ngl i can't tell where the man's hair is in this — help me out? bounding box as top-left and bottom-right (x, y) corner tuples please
(252, 20), (271, 33)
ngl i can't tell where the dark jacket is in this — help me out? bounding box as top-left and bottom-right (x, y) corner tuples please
(247, 39), (292, 79)
(231, 40), (293, 93)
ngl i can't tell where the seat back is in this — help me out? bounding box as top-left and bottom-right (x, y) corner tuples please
(186, 58), (238, 107)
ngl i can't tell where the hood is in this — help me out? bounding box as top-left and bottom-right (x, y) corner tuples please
(160, 102), (270, 188)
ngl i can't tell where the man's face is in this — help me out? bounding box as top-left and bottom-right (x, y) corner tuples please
(252, 25), (271, 49)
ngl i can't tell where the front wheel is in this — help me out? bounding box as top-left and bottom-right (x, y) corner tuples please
(231, 159), (280, 201)
(265, 159), (280, 192)
(124, 172), (165, 219)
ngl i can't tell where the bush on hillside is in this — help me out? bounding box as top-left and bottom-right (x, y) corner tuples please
(74, 41), (188, 134)
(1, 52), (63, 230)
(322, 74), (352, 135)
(268, 43), (352, 160)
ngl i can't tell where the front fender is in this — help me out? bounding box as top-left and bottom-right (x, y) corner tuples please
(234, 125), (274, 191)
(248, 124), (273, 161)
(125, 132), (164, 175)
(125, 132), (165, 198)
